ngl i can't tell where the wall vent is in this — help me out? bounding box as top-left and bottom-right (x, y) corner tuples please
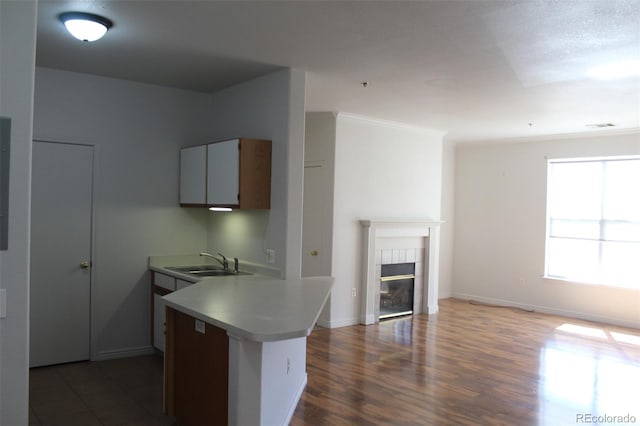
(586, 123), (616, 128)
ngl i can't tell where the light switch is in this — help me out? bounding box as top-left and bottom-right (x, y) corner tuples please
(266, 249), (275, 264)
(0, 289), (6, 318)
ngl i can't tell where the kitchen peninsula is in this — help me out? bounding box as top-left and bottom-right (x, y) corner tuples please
(152, 259), (333, 426)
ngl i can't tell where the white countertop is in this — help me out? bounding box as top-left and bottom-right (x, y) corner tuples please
(150, 255), (332, 341)
(162, 275), (333, 342)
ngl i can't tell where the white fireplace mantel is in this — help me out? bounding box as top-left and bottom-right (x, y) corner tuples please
(359, 219), (442, 325)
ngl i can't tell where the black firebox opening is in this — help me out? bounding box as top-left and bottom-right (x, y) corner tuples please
(380, 262), (415, 320)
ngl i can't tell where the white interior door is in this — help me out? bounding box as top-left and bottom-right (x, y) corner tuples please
(30, 141), (93, 367)
(302, 163), (329, 277)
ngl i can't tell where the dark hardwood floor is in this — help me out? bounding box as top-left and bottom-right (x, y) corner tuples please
(29, 298), (639, 425)
(29, 355), (174, 426)
(291, 298), (640, 425)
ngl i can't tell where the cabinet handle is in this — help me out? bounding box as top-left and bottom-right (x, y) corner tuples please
(311, 250), (318, 256)
(80, 260), (90, 269)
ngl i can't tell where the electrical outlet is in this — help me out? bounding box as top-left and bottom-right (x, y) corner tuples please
(195, 319), (205, 334)
(266, 249), (275, 264)
(351, 287), (357, 297)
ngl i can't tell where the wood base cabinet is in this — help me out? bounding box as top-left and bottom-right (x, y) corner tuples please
(164, 307), (229, 426)
(161, 276), (334, 425)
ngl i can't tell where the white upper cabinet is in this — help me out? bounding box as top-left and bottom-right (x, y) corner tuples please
(179, 138), (271, 209)
(207, 139), (240, 206)
(179, 145), (207, 205)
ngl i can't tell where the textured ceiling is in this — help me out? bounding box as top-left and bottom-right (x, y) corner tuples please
(36, 0), (640, 143)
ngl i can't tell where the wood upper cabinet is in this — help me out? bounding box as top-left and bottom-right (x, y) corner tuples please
(179, 138), (271, 209)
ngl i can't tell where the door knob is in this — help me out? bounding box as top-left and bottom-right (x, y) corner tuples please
(311, 250), (318, 256)
(80, 261), (89, 269)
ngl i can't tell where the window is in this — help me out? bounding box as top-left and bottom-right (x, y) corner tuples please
(545, 156), (640, 288)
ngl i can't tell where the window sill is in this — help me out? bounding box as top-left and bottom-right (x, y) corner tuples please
(542, 275), (639, 290)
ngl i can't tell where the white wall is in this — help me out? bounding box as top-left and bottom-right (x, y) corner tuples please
(453, 132), (640, 327)
(439, 139), (456, 298)
(228, 336), (306, 426)
(33, 68), (211, 358)
(303, 112), (336, 323)
(305, 112), (337, 166)
(0, 1), (37, 424)
(330, 113), (444, 326)
(204, 69), (306, 279)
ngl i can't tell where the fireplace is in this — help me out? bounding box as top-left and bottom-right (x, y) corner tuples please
(360, 219), (441, 325)
(380, 262), (415, 320)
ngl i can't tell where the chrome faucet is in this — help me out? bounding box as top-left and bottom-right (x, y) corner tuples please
(199, 252), (228, 271)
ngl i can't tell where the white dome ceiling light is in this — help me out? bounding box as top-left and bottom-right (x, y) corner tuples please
(59, 12), (113, 42)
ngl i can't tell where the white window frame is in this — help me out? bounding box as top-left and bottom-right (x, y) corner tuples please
(544, 155), (640, 288)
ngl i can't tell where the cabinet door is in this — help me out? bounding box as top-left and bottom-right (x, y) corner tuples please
(153, 293), (167, 352)
(165, 308), (229, 424)
(207, 139), (239, 206)
(180, 145), (207, 205)
(176, 279), (192, 290)
(154, 272), (176, 291)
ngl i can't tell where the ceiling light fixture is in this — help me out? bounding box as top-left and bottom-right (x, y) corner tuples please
(59, 12), (113, 42)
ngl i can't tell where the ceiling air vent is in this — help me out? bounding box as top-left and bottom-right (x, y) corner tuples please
(586, 123), (616, 128)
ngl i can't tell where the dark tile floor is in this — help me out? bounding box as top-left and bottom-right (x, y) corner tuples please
(29, 355), (175, 426)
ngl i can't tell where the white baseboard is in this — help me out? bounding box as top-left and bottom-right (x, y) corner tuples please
(359, 314), (377, 325)
(426, 303), (439, 314)
(438, 290), (453, 299)
(316, 319), (331, 328)
(282, 373), (307, 426)
(452, 292), (640, 329)
(317, 317), (360, 329)
(93, 345), (155, 361)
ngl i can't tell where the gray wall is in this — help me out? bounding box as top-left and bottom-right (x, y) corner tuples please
(203, 69), (306, 278)
(32, 66), (306, 360)
(0, 1), (37, 424)
(33, 68), (211, 358)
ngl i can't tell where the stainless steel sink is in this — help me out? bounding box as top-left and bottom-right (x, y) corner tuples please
(166, 265), (250, 277)
(188, 270), (251, 277)
(167, 265), (221, 273)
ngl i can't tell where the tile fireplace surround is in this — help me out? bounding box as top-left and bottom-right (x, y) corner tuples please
(360, 219), (442, 325)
